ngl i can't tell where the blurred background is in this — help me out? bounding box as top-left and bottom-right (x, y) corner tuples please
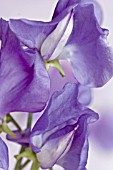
(0, 0), (113, 169)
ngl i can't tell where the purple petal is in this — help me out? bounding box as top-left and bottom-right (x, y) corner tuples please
(53, 0), (103, 24)
(0, 19), (9, 46)
(79, 0), (103, 24)
(36, 127), (75, 169)
(0, 22), (50, 117)
(61, 4), (113, 87)
(0, 138), (9, 170)
(30, 83), (79, 153)
(30, 83), (98, 168)
(52, 0), (79, 19)
(9, 19), (57, 49)
(0, 18), (2, 39)
(36, 113), (98, 169)
(30, 83), (79, 135)
(6, 129), (30, 147)
(78, 85), (91, 105)
(9, 13), (73, 61)
(57, 115), (90, 170)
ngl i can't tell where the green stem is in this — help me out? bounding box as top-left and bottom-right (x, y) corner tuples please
(27, 113), (32, 129)
(14, 147), (25, 170)
(8, 114), (22, 131)
(14, 113), (32, 170)
(20, 160), (30, 170)
(49, 168), (53, 170)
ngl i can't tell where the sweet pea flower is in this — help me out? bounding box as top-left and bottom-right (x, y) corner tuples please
(0, 18), (50, 117)
(9, 1), (113, 87)
(30, 83), (99, 170)
(0, 138), (9, 170)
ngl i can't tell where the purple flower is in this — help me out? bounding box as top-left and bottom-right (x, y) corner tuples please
(9, 2), (113, 87)
(0, 137), (9, 170)
(30, 83), (98, 169)
(0, 19), (50, 118)
(6, 128), (30, 147)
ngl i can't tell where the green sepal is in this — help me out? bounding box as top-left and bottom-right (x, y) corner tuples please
(1, 122), (16, 138)
(45, 59), (65, 77)
(31, 159), (40, 170)
(15, 148), (36, 161)
(5, 114), (12, 123)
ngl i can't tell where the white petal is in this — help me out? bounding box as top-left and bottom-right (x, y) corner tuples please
(41, 12), (73, 60)
(37, 131), (74, 169)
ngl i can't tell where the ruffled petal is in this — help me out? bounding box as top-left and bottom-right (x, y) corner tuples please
(9, 19), (57, 49)
(52, 0), (79, 19)
(0, 138), (9, 170)
(61, 4), (113, 87)
(52, 0), (102, 24)
(0, 23), (50, 117)
(30, 83), (78, 136)
(57, 114), (96, 170)
(79, 0), (103, 24)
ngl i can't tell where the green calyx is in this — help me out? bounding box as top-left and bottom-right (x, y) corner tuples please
(15, 147), (40, 170)
(15, 147), (36, 161)
(45, 59), (65, 77)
